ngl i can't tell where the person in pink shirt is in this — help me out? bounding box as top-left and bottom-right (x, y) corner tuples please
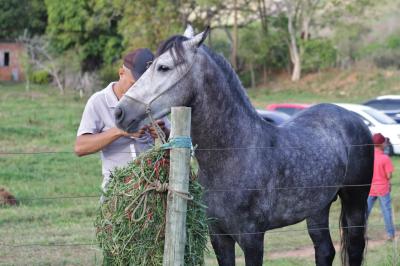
(367, 133), (395, 240)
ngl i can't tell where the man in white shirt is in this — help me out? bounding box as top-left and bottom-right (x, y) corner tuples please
(74, 48), (170, 193)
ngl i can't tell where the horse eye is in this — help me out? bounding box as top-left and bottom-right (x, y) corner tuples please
(157, 65), (170, 72)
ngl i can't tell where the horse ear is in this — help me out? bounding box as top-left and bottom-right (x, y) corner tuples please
(183, 24), (194, 38)
(184, 26), (210, 49)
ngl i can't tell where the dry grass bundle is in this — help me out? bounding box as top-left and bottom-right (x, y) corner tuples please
(95, 147), (208, 265)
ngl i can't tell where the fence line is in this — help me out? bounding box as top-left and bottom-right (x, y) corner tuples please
(0, 242), (96, 247)
(0, 142), (399, 155)
(15, 195), (100, 201)
(5, 181), (400, 203)
(0, 223), (397, 249)
(1, 142), (398, 258)
(209, 223), (395, 236)
(6, 183), (400, 203)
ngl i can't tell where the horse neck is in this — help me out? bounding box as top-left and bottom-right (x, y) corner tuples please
(190, 58), (267, 152)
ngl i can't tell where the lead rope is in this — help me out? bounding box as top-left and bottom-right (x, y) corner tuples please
(124, 178), (193, 223)
(145, 105), (167, 144)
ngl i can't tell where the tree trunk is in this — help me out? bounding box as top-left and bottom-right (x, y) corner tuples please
(52, 71), (64, 94)
(263, 63), (267, 85)
(250, 63), (255, 88)
(231, 0), (238, 70)
(291, 52), (301, 81)
(25, 78), (30, 92)
(287, 12), (301, 81)
(257, 0), (268, 34)
(207, 9), (213, 48)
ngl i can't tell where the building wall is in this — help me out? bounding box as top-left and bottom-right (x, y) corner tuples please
(0, 43), (25, 81)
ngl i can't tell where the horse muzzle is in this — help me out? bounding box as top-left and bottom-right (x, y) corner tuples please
(115, 97), (147, 133)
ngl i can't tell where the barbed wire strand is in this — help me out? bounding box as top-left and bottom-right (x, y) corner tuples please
(1, 142), (400, 155)
(6, 182), (400, 203)
(15, 195), (101, 201)
(0, 223), (397, 248)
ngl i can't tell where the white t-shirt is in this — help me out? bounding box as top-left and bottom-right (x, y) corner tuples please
(77, 82), (169, 191)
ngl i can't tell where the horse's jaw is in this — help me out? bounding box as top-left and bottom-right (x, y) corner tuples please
(115, 97), (173, 133)
(115, 96), (147, 132)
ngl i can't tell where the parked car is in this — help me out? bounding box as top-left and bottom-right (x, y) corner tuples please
(363, 95), (400, 123)
(256, 109), (291, 125)
(266, 103), (311, 116)
(334, 103), (400, 155)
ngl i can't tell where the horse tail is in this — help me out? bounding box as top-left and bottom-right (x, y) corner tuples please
(339, 202), (348, 265)
(339, 191), (369, 266)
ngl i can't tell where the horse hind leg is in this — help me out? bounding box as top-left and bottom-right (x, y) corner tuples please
(306, 202), (336, 266)
(339, 187), (369, 266)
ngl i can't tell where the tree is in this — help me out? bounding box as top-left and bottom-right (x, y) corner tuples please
(239, 18), (289, 87)
(279, 0), (323, 81)
(0, 0), (47, 40)
(45, 0), (123, 71)
(189, 0), (259, 69)
(114, 0), (183, 52)
(19, 35), (65, 93)
(327, 0), (377, 68)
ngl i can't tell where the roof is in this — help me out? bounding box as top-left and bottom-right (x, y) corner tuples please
(333, 103), (373, 111)
(376, 95), (400, 100)
(266, 103), (311, 110)
(257, 109), (291, 118)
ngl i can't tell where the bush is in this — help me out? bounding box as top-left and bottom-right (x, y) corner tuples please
(211, 36), (231, 61)
(386, 35), (400, 50)
(373, 50), (400, 69)
(359, 32), (400, 69)
(302, 39), (337, 72)
(237, 21), (289, 86)
(31, 70), (51, 84)
(374, 34), (400, 69)
(99, 63), (119, 87)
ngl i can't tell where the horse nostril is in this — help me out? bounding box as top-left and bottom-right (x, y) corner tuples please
(115, 107), (124, 122)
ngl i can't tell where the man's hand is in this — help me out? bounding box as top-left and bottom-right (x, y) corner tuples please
(148, 120), (170, 139)
(118, 127), (147, 139)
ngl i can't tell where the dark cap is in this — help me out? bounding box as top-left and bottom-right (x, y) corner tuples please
(372, 133), (386, 145)
(123, 48), (154, 80)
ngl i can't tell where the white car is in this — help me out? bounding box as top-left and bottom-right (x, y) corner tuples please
(334, 103), (400, 155)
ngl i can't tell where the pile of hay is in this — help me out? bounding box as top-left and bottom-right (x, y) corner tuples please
(95, 147), (208, 265)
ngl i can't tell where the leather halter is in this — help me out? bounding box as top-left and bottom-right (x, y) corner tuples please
(123, 49), (198, 142)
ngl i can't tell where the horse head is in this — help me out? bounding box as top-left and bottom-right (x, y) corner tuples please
(115, 26), (209, 133)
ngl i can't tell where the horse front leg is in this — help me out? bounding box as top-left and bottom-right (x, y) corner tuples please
(237, 232), (265, 266)
(306, 202), (336, 266)
(210, 230), (236, 266)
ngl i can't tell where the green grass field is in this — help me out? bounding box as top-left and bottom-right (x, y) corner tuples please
(1, 73), (400, 265)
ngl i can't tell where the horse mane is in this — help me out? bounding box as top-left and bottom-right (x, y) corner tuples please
(201, 45), (256, 114)
(156, 35), (256, 115)
(156, 35), (188, 65)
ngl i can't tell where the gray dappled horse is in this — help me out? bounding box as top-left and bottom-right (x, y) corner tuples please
(114, 27), (374, 266)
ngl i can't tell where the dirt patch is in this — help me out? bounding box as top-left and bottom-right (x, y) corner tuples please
(267, 238), (388, 260)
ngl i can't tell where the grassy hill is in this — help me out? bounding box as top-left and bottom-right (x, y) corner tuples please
(248, 65), (400, 108)
(0, 66), (399, 265)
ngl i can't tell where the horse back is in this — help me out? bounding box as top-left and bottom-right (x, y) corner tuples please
(262, 103), (374, 225)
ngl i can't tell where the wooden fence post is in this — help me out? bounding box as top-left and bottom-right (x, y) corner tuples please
(163, 107), (191, 266)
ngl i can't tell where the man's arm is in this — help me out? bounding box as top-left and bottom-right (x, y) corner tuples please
(74, 127), (145, 156)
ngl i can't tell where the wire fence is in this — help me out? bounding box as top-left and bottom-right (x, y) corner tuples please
(1, 142), (400, 154)
(8, 183), (400, 203)
(1, 144), (399, 263)
(0, 223), (398, 248)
